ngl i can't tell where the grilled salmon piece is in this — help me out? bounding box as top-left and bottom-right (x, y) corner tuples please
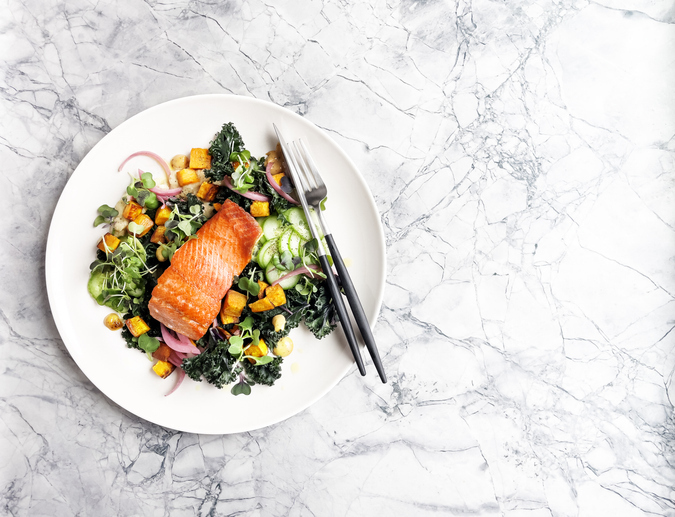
(148, 199), (262, 339)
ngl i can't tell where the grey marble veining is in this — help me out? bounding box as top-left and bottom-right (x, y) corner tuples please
(1, 0), (674, 515)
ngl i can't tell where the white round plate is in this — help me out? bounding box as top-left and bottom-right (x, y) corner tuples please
(45, 94), (386, 434)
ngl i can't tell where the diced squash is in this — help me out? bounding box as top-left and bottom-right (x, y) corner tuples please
(197, 181), (219, 202)
(152, 342), (172, 362)
(176, 168), (200, 187)
(122, 200), (143, 220)
(213, 203), (222, 212)
(153, 360), (175, 379)
(220, 290), (247, 324)
(257, 280), (269, 299)
(272, 172), (285, 185)
(189, 148), (211, 169)
(265, 284), (287, 307)
(250, 201), (270, 217)
(130, 214), (154, 237)
(170, 155), (189, 171)
(248, 298), (275, 313)
(97, 233), (120, 253)
(150, 226), (167, 244)
(154, 205), (172, 226)
(126, 316), (150, 337)
(245, 338), (268, 363)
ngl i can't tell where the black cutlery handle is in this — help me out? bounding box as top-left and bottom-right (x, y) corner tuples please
(319, 253), (366, 376)
(325, 234), (387, 383)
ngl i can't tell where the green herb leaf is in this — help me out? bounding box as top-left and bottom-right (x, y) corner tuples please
(141, 172), (156, 189)
(231, 380), (251, 396)
(228, 335), (243, 356)
(93, 215), (106, 227)
(127, 221), (143, 235)
(138, 333), (160, 354)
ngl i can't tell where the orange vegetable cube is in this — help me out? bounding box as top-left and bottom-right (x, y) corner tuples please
(122, 200), (143, 220)
(213, 203), (222, 212)
(130, 214), (154, 237)
(150, 226), (167, 244)
(154, 205), (172, 226)
(250, 201), (270, 218)
(97, 233), (120, 253)
(176, 168), (200, 187)
(220, 290), (247, 324)
(257, 280), (269, 299)
(265, 284), (287, 307)
(196, 182), (219, 202)
(152, 342), (172, 362)
(272, 172), (285, 185)
(245, 339), (268, 363)
(189, 148), (212, 169)
(152, 360), (175, 379)
(126, 316), (150, 337)
(248, 297), (275, 313)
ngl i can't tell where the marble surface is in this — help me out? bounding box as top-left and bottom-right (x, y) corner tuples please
(1, 0), (674, 515)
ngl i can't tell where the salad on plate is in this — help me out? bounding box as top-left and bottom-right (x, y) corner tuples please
(87, 122), (336, 396)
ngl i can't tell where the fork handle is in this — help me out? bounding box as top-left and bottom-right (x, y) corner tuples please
(325, 234), (387, 383)
(318, 254), (366, 376)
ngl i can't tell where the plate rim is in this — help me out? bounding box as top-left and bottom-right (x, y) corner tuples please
(45, 93), (386, 434)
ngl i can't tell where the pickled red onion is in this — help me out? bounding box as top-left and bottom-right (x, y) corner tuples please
(160, 323), (201, 355)
(119, 151), (172, 183)
(136, 170), (182, 201)
(266, 162), (299, 204)
(165, 367), (185, 397)
(271, 264), (322, 286)
(221, 176), (270, 202)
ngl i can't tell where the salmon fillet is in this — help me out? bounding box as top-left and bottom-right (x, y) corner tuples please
(148, 199), (262, 339)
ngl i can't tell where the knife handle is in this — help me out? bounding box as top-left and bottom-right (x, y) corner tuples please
(325, 234), (387, 383)
(318, 253), (366, 376)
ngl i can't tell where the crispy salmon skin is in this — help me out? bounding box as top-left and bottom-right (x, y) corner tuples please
(148, 199), (262, 339)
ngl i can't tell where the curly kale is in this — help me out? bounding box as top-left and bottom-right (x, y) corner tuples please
(205, 122), (245, 182)
(182, 331), (241, 388)
(285, 281), (336, 339)
(244, 357), (283, 386)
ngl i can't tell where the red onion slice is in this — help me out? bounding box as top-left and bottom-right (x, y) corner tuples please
(266, 162), (299, 205)
(136, 170), (182, 200)
(120, 151), (172, 183)
(271, 264), (322, 286)
(160, 323), (201, 355)
(165, 367), (185, 396)
(222, 176), (270, 202)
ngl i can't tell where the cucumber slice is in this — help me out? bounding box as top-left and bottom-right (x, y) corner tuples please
(278, 227), (306, 257)
(88, 270), (106, 300)
(284, 207), (311, 239)
(265, 264), (300, 290)
(256, 238), (278, 268)
(262, 216), (283, 240)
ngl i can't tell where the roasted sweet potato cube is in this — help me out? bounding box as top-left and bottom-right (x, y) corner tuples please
(170, 155), (189, 171)
(272, 172), (285, 185)
(265, 284), (287, 307)
(197, 181), (219, 202)
(220, 291), (247, 324)
(122, 200), (143, 220)
(245, 339), (268, 363)
(213, 203), (222, 212)
(250, 201), (270, 218)
(248, 298), (275, 313)
(189, 148), (211, 169)
(176, 168), (200, 187)
(152, 360), (175, 379)
(130, 214), (154, 237)
(154, 205), (172, 226)
(126, 316), (150, 337)
(97, 233), (120, 253)
(257, 280), (269, 299)
(150, 225), (167, 244)
(152, 342), (172, 362)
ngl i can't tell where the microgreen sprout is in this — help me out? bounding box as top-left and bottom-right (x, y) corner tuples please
(93, 204), (119, 227)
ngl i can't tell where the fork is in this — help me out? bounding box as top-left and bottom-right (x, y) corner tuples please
(290, 139), (387, 384)
(274, 125), (367, 377)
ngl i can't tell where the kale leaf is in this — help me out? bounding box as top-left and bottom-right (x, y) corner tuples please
(244, 357), (283, 386)
(206, 122), (245, 182)
(182, 331), (241, 388)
